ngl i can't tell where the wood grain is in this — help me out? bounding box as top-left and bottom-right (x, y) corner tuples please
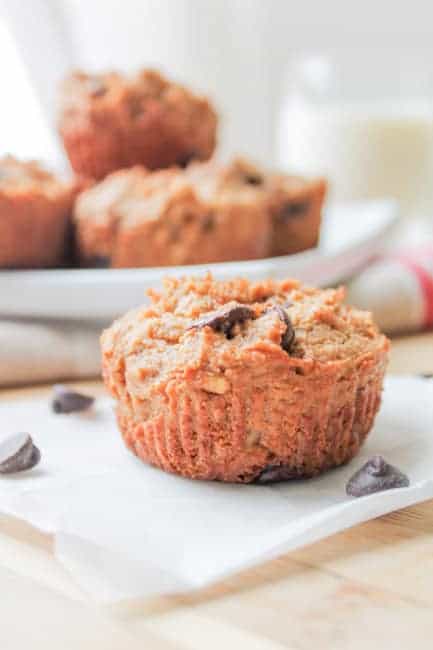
(1, 332), (433, 649)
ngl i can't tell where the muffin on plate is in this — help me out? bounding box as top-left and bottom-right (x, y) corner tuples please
(101, 274), (389, 483)
(58, 69), (217, 179)
(74, 161), (272, 268)
(0, 156), (74, 268)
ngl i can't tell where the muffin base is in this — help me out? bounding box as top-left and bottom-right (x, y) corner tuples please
(112, 349), (387, 483)
(0, 192), (72, 268)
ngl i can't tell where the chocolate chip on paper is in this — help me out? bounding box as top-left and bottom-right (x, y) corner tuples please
(254, 464), (300, 484)
(88, 255), (110, 268)
(52, 384), (95, 414)
(346, 455), (410, 497)
(0, 433), (41, 474)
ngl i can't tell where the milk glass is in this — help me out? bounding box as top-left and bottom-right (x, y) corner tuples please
(277, 50), (433, 217)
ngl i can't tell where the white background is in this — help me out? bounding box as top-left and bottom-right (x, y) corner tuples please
(1, 0), (433, 166)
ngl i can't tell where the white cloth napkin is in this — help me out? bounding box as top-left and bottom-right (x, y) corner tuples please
(0, 319), (102, 386)
(0, 376), (431, 603)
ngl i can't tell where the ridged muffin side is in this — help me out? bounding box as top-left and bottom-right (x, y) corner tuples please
(0, 156), (74, 268)
(101, 275), (389, 482)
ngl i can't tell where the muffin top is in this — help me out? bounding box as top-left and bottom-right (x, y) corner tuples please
(75, 160), (269, 229)
(75, 156), (326, 231)
(59, 68), (216, 127)
(102, 275), (389, 393)
(0, 156), (69, 199)
(185, 157), (324, 203)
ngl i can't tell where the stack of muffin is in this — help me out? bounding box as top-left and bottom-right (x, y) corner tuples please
(0, 69), (326, 269)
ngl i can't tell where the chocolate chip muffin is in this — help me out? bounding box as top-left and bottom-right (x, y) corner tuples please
(74, 161), (272, 268)
(59, 69), (217, 179)
(0, 156), (74, 268)
(101, 274), (389, 483)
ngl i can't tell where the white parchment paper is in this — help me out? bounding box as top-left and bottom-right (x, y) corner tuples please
(0, 376), (432, 602)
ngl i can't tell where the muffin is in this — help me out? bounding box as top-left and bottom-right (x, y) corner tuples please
(0, 156), (74, 268)
(101, 274), (389, 483)
(74, 161), (272, 268)
(59, 69), (217, 179)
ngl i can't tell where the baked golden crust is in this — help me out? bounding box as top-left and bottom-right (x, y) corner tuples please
(101, 274), (389, 482)
(0, 156), (74, 268)
(59, 69), (217, 179)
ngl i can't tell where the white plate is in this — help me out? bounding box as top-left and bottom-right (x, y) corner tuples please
(0, 199), (398, 321)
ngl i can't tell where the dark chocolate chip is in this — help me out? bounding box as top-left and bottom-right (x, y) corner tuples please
(86, 77), (107, 97)
(0, 433), (41, 474)
(279, 201), (309, 222)
(87, 256), (110, 268)
(202, 213), (215, 232)
(189, 305), (255, 339)
(244, 173), (263, 186)
(52, 385), (95, 414)
(29, 445), (41, 468)
(346, 455), (410, 497)
(269, 305), (295, 353)
(254, 464), (299, 484)
(178, 153), (196, 168)
(419, 373), (433, 379)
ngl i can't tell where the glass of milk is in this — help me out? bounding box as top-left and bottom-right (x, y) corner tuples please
(277, 49), (433, 218)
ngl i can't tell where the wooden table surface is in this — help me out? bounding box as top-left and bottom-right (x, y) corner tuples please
(1, 333), (433, 650)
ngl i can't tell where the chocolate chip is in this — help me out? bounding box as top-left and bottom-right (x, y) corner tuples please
(0, 433), (41, 474)
(269, 305), (295, 353)
(87, 77), (107, 97)
(178, 153), (195, 168)
(419, 373), (433, 379)
(202, 213), (215, 232)
(28, 445), (41, 467)
(52, 385), (95, 414)
(254, 464), (299, 484)
(88, 256), (110, 268)
(244, 173), (263, 186)
(189, 305), (255, 339)
(346, 455), (409, 497)
(279, 201), (309, 222)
